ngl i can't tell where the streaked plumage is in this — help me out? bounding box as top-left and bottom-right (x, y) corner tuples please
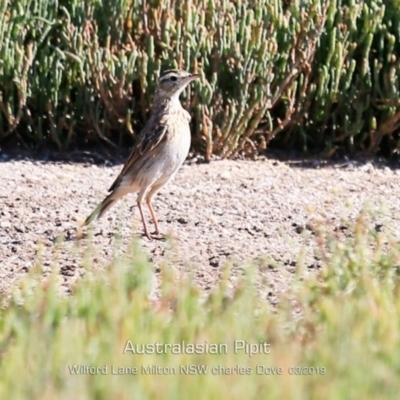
(84, 69), (200, 239)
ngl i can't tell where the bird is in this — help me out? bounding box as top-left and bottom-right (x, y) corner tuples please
(83, 68), (200, 240)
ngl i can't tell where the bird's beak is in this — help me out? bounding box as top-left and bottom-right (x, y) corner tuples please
(187, 74), (201, 82)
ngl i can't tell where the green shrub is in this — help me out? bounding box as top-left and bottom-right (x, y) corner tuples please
(0, 0), (400, 158)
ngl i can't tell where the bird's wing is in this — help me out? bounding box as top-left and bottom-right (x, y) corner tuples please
(108, 118), (168, 192)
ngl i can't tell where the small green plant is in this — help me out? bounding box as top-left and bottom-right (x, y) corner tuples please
(0, 210), (400, 399)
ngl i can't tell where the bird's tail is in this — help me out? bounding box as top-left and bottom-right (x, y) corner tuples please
(83, 193), (118, 226)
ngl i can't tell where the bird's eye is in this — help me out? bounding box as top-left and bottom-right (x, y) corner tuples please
(170, 76), (178, 81)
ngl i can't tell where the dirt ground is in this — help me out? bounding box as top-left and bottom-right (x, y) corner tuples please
(1, 150), (400, 302)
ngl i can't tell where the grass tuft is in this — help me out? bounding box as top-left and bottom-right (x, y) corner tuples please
(1, 212), (400, 399)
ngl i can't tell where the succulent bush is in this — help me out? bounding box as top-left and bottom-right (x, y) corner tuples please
(0, 0), (399, 159)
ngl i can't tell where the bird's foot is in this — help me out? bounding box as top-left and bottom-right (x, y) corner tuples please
(151, 230), (167, 241)
(141, 230), (165, 241)
(152, 230), (167, 240)
(140, 228), (153, 240)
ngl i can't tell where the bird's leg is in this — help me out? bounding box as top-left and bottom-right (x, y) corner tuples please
(146, 199), (164, 236)
(137, 200), (152, 240)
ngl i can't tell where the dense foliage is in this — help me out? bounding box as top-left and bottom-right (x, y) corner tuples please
(1, 0), (400, 158)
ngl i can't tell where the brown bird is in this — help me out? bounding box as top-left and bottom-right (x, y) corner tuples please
(84, 69), (200, 239)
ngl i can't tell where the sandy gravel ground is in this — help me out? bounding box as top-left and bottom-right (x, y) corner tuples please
(1, 151), (400, 301)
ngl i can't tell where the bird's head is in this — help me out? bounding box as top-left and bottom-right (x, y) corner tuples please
(156, 69), (200, 100)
